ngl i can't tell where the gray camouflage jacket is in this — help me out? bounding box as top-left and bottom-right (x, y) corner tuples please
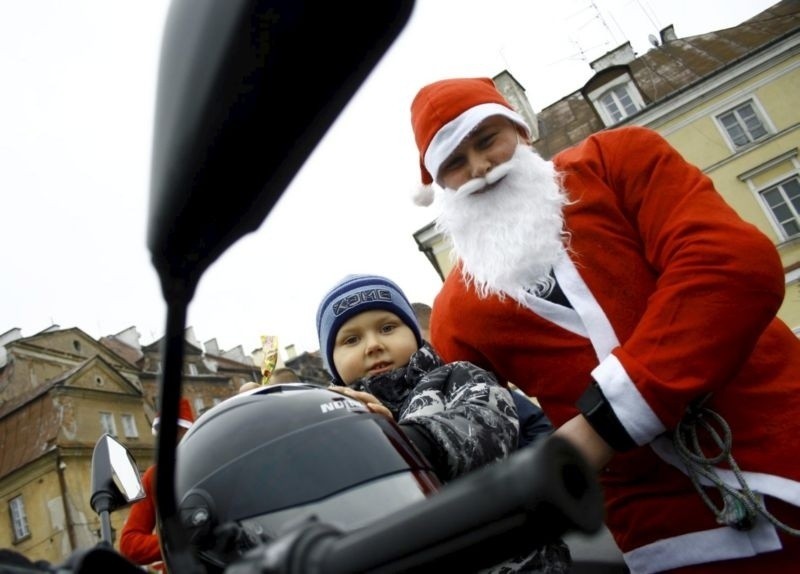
(342, 343), (571, 573)
(343, 341), (519, 482)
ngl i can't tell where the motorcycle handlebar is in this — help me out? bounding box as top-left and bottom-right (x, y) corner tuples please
(5, 435), (601, 574)
(230, 435), (603, 574)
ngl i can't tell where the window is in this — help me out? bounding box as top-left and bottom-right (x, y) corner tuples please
(193, 397), (205, 416)
(587, 76), (645, 127)
(100, 412), (117, 437)
(187, 363), (198, 376)
(718, 101), (768, 149)
(761, 176), (800, 239)
(9, 496), (30, 541)
(599, 84), (639, 123)
(121, 414), (139, 438)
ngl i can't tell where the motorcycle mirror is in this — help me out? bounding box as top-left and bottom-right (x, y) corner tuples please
(90, 433), (144, 515)
(147, 0), (416, 302)
(90, 434), (145, 548)
(146, 2), (415, 572)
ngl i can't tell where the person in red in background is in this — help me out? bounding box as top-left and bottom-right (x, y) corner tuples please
(119, 398), (195, 571)
(408, 77), (800, 573)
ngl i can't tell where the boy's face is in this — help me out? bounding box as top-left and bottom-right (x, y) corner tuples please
(332, 309), (418, 385)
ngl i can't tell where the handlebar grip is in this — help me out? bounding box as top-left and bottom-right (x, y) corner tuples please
(253, 435), (603, 574)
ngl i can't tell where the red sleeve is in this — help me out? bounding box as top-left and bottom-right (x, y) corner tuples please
(576, 127), (785, 432)
(119, 465), (163, 566)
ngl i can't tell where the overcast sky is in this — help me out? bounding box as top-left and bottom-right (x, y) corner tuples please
(1, 0), (780, 360)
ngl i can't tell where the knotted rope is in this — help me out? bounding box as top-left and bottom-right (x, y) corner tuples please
(672, 397), (800, 536)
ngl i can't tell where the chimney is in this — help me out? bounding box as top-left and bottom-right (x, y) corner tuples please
(492, 70), (539, 141)
(204, 338), (220, 356)
(0, 327), (23, 347)
(285, 344), (297, 360)
(660, 25), (677, 44)
(589, 42), (636, 73)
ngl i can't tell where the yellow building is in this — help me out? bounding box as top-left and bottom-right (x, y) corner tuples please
(0, 327), (150, 565)
(414, 0), (800, 335)
(0, 325), (257, 566)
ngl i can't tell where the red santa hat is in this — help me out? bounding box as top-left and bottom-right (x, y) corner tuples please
(410, 77), (531, 206)
(152, 397), (195, 435)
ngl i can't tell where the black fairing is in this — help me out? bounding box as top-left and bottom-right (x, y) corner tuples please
(175, 383), (439, 556)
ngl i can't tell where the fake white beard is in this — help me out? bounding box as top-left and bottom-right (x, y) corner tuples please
(434, 144), (569, 302)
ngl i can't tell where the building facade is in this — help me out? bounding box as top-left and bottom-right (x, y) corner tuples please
(414, 0), (800, 334)
(0, 325), (256, 565)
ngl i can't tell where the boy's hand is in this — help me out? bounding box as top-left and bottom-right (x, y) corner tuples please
(554, 414), (615, 471)
(329, 386), (394, 420)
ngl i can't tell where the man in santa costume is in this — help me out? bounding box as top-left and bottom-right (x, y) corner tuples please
(409, 77), (800, 573)
(119, 397), (195, 571)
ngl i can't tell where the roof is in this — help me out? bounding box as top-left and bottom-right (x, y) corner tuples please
(0, 393), (61, 479)
(0, 355), (144, 479)
(532, 0), (800, 158)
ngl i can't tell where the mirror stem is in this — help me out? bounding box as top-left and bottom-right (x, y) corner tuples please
(155, 294), (204, 573)
(95, 506), (114, 549)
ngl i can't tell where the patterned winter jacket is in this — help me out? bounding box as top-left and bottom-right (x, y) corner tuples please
(343, 342), (571, 573)
(344, 341), (518, 482)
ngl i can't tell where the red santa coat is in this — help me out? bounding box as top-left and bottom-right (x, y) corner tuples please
(119, 465), (164, 570)
(431, 126), (800, 573)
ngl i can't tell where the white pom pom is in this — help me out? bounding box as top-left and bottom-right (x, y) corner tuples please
(412, 184), (435, 207)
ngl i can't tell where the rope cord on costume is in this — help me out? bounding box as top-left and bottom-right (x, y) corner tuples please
(672, 396), (800, 536)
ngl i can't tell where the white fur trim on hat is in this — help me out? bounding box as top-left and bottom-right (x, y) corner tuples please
(151, 415), (194, 435)
(412, 184), (436, 207)
(424, 103), (530, 184)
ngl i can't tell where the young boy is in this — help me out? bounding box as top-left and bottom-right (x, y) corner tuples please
(316, 273), (518, 481)
(316, 273), (571, 573)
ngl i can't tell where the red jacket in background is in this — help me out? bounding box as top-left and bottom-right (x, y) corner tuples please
(119, 465), (163, 570)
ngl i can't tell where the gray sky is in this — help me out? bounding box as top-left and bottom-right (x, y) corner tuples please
(1, 0), (779, 359)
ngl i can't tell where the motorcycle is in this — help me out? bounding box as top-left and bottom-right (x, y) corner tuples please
(0, 392), (605, 574)
(4, 396), (607, 573)
(2, 1), (619, 572)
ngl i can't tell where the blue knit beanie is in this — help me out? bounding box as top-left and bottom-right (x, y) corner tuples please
(316, 274), (423, 381)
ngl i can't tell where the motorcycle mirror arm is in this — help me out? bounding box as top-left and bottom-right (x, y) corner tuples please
(154, 298), (201, 573)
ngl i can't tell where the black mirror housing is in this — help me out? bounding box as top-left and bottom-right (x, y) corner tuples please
(90, 433), (144, 516)
(147, 0), (416, 302)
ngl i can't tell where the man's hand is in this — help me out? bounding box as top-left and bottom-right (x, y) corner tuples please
(555, 414), (615, 471)
(329, 386), (394, 420)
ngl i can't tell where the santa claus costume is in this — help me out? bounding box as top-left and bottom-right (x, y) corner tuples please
(411, 77), (800, 573)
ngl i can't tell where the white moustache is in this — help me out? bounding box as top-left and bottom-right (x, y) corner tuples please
(436, 143), (569, 302)
(453, 158), (516, 197)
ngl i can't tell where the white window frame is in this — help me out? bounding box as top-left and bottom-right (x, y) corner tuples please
(193, 397), (205, 416)
(100, 412), (117, 437)
(9, 495), (31, 541)
(739, 150), (800, 242)
(187, 363), (198, 376)
(715, 98), (772, 152)
(587, 75), (645, 127)
(121, 413), (139, 438)
(760, 175), (800, 240)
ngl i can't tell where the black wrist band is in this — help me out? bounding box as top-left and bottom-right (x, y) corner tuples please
(576, 380), (637, 452)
